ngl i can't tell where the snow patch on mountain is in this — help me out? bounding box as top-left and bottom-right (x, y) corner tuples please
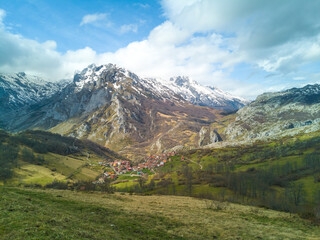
(156, 76), (249, 111)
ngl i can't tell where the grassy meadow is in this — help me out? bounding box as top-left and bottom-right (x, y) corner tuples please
(0, 130), (122, 186)
(1, 187), (320, 240)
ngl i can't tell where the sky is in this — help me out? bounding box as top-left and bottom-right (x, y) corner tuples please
(1, 0), (320, 99)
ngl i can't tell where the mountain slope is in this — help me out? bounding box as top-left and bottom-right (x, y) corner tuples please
(154, 76), (248, 111)
(0, 72), (67, 115)
(224, 84), (320, 142)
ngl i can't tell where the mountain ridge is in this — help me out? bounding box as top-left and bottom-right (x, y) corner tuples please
(3, 64), (319, 160)
(0, 72), (68, 116)
(72, 63), (248, 111)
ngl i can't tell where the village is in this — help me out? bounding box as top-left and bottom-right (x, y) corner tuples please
(97, 152), (177, 180)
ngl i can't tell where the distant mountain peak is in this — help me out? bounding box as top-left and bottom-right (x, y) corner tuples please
(163, 75), (248, 111)
(170, 76), (195, 87)
(0, 72), (67, 117)
(73, 63), (140, 91)
(17, 72), (26, 77)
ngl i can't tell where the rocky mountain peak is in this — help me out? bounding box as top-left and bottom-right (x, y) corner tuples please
(71, 63), (248, 111)
(164, 75), (248, 111)
(73, 63), (142, 92)
(17, 72), (27, 77)
(170, 76), (195, 87)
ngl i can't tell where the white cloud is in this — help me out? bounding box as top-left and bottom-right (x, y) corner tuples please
(0, 29), (62, 78)
(0, 7), (280, 99)
(0, 9), (6, 26)
(134, 3), (150, 9)
(148, 21), (191, 46)
(293, 77), (306, 81)
(161, 0), (320, 74)
(120, 24), (138, 34)
(80, 13), (107, 26)
(1, 1), (320, 99)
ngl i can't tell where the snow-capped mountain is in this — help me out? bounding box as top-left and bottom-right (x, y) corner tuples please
(1, 64), (229, 159)
(1, 64), (319, 160)
(152, 76), (249, 111)
(73, 64), (247, 111)
(73, 64), (180, 101)
(0, 72), (68, 115)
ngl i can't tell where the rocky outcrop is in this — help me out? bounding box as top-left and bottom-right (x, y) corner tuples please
(224, 84), (320, 142)
(210, 130), (223, 143)
(199, 127), (223, 146)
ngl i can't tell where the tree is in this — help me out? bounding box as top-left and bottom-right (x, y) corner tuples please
(182, 165), (193, 196)
(314, 188), (320, 219)
(0, 144), (19, 182)
(148, 179), (155, 191)
(21, 148), (35, 163)
(284, 183), (306, 211)
(138, 177), (146, 190)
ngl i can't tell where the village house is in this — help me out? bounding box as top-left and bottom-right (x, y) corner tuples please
(101, 152), (176, 180)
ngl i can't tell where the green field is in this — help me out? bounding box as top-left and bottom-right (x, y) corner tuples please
(0, 130), (126, 186)
(1, 187), (320, 240)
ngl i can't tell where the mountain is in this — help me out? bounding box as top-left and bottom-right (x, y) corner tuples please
(224, 84), (320, 142)
(152, 76), (248, 111)
(1, 64), (235, 160)
(0, 72), (68, 116)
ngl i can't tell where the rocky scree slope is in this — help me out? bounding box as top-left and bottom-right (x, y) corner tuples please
(224, 84), (320, 142)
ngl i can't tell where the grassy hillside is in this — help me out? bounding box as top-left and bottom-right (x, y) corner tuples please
(0, 130), (126, 185)
(114, 130), (320, 218)
(1, 187), (320, 240)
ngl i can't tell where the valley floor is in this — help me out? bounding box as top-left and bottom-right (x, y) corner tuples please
(0, 187), (319, 240)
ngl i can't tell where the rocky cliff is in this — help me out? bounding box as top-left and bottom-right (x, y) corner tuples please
(224, 84), (320, 142)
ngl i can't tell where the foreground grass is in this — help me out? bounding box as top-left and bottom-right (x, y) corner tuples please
(1, 187), (320, 240)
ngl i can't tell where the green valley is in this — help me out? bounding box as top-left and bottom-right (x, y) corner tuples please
(112, 130), (320, 219)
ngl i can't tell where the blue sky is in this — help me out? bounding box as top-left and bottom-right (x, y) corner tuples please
(1, 0), (320, 99)
(1, 0), (163, 52)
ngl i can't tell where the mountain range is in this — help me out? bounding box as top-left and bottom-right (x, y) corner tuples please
(0, 64), (247, 159)
(0, 63), (319, 160)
